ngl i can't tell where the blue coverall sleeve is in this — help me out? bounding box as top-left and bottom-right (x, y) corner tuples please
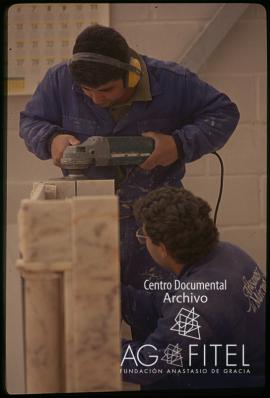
(172, 69), (240, 162)
(19, 69), (66, 159)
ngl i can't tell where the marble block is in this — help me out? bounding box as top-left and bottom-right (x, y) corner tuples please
(31, 179), (115, 200)
(18, 199), (72, 264)
(31, 182), (57, 200)
(77, 179), (115, 196)
(71, 196), (121, 392)
(45, 180), (75, 198)
(30, 183), (46, 200)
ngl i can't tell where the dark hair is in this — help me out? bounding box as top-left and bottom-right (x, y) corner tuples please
(133, 187), (219, 265)
(69, 25), (130, 87)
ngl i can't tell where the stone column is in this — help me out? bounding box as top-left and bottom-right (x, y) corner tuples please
(17, 180), (121, 393)
(71, 196), (121, 392)
(21, 271), (64, 393)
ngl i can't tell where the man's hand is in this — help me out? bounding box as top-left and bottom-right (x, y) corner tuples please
(51, 134), (80, 167)
(140, 132), (178, 170)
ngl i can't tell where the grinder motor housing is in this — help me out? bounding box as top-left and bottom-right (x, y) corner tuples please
(61, 135), (155, 175)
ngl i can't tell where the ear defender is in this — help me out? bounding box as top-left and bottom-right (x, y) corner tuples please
(70, 52), (142, 88)
(126, 57), (141, 88)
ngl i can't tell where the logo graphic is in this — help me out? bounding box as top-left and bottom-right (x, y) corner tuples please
(243, 266), (266, 313)
(161, 343), (183, 367)
(170, 307), (201, 340)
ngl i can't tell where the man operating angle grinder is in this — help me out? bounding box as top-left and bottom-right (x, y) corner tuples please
(20, 25), (240, 344)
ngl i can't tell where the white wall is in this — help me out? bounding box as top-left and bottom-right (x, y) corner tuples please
(6, 3), (266, 393)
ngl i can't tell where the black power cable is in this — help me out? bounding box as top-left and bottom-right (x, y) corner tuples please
(117, 151), (225, 225)
(211, 151), (224, 225)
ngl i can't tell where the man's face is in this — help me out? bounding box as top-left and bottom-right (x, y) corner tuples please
(138, 225), (181, 274)
(142, 226), (168, 268)
(80, 79), (130, 107)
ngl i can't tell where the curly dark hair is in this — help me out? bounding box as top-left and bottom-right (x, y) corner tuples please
(69, 25), (130, 87)
(133, 187), (219, 265)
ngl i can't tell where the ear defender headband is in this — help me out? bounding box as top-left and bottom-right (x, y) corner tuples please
(70, 52), (141, 88)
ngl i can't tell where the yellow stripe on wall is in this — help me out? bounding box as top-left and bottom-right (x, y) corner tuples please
(8, 78), (25, 94)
